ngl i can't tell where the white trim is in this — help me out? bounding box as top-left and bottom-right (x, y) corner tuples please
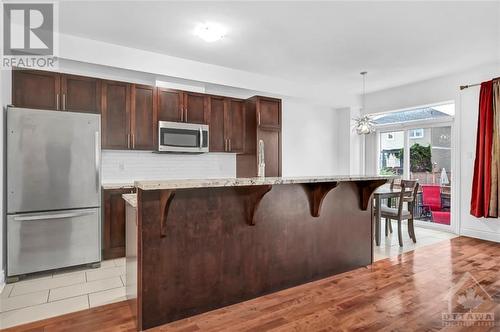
(368, 100), (456, 118)
(375, 117), (454, 131)
(460, 228), (500, 243)
(403, 130), (410, 180)
(0, 270), (5, 294)
(414, 219), (454, 233)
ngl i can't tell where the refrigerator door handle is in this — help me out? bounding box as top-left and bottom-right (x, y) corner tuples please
(13, 211), (95, 221)
(95, 131), (100, 192)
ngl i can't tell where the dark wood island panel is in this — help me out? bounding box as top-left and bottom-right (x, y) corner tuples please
(134, 178), (387, 330)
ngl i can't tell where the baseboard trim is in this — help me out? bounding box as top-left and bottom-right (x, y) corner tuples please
(460, 228), (500, 243)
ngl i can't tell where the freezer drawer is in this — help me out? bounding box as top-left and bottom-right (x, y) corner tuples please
(8, 208), (101, 276)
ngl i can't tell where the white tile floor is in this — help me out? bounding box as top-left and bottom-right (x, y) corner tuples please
(0, 225), (456, 330)
(373, 221), (457, 261)
(0, 258), (127, 329)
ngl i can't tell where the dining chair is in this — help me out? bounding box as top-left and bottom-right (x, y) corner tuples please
(380, 180), (419, 247)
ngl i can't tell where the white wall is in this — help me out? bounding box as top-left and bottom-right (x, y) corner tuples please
(281, 99), (342, 176)
(102, 151), (235, 183)
(360, 61), (500, 242)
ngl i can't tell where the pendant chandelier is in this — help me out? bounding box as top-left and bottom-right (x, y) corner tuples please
(353, 71), (376, 135)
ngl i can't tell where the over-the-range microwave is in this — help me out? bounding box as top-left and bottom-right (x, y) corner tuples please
(158, 121), (209, 153)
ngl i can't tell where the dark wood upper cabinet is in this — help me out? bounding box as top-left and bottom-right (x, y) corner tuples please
(12, 69), (60, 110)
(157, 88), (183, 122)
(131, 84), (157, 150)
(209, 96), (226, 152)
(226, 99), (245, 153)
(11, 69), (258, 156)
(60, 74), (101, 113)
(184, 92), (208, 124)
(258, 97), (281, 128)
(208, 96), (245, 153)
(102, 80), (131, 150)
(237, 96), (281, 177)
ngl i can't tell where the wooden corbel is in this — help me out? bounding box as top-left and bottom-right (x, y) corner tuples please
(302, 182), (339, 217)
(159, 190), (175, 237)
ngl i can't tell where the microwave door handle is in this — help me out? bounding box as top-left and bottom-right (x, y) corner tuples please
(199, 127), (203, 148)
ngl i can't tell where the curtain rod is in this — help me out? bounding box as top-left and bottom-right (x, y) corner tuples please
(460, 83), (481, 90)
(460, 77), (500, 90)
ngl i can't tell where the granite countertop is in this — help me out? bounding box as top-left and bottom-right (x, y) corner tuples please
(122, 193), (137, 208)
(135, 175), (395, 191)
(102, 182), (135, 190)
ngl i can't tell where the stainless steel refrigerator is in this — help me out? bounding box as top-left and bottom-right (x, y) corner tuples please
(7, 107), (101, 278)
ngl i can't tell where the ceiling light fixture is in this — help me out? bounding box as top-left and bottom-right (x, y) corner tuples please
(353, 71), (376, 135)
(194, 22), (226, 43)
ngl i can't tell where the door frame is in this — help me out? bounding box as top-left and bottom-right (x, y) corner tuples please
(375, 113), (457, 234)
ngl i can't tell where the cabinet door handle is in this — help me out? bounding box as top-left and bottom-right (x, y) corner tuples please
(184, 106), (188, 122)
(132, 133), (135, 149)
(257, 111), (261, 126)
(228, 138), (231, 151)
(127, 134), (131, 149)
(56, 93), (59, 110)
(63, 93), (66, 110)
(180, 107), (183, 122)
(224, 139), (227, 151)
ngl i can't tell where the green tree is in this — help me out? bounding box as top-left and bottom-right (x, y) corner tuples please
(410, 143), (432, 172)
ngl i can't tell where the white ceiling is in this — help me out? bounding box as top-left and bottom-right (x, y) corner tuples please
(59, 1), (500, 98)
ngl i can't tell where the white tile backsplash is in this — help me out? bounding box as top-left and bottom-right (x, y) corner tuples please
(101, 150), (236, 183)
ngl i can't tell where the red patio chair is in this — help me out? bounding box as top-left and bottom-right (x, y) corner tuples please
(431, 211), (450, 225)
(421, 185), (441, 212)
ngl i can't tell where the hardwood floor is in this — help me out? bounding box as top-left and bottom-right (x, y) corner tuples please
(4, 236), (500, 331)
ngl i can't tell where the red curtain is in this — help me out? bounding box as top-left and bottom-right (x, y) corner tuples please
(471, 81), (494, 217)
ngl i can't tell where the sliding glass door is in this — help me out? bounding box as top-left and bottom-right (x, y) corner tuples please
(378, 125), (452, 227)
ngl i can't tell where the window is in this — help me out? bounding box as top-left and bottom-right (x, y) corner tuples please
(409, 128), (424, 139)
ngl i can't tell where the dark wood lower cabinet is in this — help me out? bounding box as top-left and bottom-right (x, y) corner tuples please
(135, 180), (384, 329)
(103, 188), (134, 259)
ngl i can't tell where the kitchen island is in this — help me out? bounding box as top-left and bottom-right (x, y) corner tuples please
(127, 176), (392, 330)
